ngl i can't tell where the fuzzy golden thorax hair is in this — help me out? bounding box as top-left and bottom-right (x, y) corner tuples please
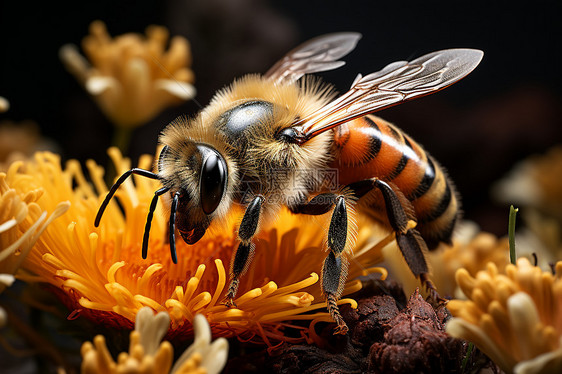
(159, 74), (339, 219)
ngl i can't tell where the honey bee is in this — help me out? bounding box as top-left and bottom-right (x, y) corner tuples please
(95, 33), (483, 334)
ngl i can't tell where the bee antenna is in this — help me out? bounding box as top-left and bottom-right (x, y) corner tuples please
(95, 168), (160, 227)
(168, 191), (181, 264)
(142, 186), (170, 259)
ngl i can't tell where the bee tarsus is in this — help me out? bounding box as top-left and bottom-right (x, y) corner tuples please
(420, 273), (447, 305)
(225, 276), (242, 308)
(326, 291), (348, 335)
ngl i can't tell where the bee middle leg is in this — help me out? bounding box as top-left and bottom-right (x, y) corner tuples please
(290, 193), (351, 335)
(224, 195), (264, 307)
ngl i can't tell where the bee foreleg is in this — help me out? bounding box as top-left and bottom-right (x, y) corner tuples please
(142, 186), (170, 260)
(168, 191), (181, 264)
(225, 195), (264, 307)
(369, 179), (443, 302)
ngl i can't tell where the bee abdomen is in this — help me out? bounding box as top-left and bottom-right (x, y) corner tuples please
(334, 115), (459, 248)
(413, 158), (459, 248)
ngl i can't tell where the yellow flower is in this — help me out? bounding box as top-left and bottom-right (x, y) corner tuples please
(81, 307), (228, 374)
(446, 258), (562, 374)
(15, 148), (387, 345)
(0, 161), (68, 328)
(60, 20), (196, 128)
(430, 228), (511, 298)
(0, 165), (69, 293)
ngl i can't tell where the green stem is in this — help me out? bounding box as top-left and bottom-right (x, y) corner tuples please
(509, 205), (518, 265)
(461, 342), (474, 373)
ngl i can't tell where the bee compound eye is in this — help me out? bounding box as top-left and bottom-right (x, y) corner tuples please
(200, 152), (227, 214)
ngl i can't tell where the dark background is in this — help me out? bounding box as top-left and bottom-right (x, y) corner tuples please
(1, 0), (561, 235)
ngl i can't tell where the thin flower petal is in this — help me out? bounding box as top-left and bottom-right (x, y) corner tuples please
(85, 76), (118, 95)
(155, 80), (196, 100)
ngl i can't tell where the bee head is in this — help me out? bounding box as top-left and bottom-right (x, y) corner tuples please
(158, 143), (229, 244)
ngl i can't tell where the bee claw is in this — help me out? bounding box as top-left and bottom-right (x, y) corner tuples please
(430, 289), (447, 304)
(420, 274), (447, 304)
(333, 323), (349, 335)
(223, 298), (237, 308)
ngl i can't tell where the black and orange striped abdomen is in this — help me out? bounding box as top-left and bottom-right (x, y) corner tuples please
(331, 115), (459, 249)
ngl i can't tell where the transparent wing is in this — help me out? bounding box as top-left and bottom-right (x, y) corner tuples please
(265, 32), (362, 84)
(298, 48), (484, 140)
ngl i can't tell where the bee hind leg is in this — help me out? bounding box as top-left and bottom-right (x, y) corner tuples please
(224, 195), (264, 307)
(369, 179), (444, 303)
(348, 178), (444, 303)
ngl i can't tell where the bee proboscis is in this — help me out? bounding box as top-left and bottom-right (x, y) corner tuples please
(95, 33), (483, 334)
